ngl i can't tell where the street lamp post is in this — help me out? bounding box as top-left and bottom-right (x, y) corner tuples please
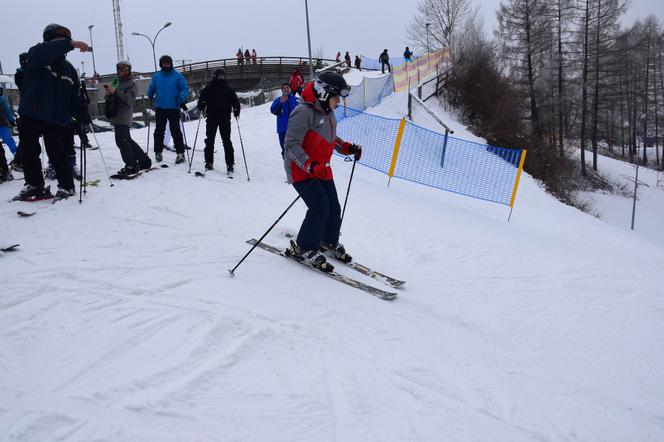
(88, 25), (97, 76)
(131, 22), (172, 72)
(425, 22), (431, 68)
(304, 0), (314, 79)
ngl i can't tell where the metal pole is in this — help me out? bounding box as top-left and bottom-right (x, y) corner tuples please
(631, 164), (639, 230)
(235, 116), (250, 181)
(88, 25), (97, 76)
(304, 0), (314, 79)
(188, 114), (204, 173)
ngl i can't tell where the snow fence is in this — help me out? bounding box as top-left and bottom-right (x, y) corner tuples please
(334, 106), (527, 207)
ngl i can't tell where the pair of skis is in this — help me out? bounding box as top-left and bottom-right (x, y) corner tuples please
(246, 238), (404, 301)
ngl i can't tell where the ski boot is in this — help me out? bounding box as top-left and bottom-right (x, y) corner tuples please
(205, 161), (214, 171)
(12, 184), (53, 201)
(175, 153), (185, 164)
(139, 159), (152, 171)
(321, 242), (352, 263)
(0, 171), (14, 184)
(155, 152), (163, 163)
(54, 187), (75, 201)
(115, 164), (140, 178)
(9, 159), (22, 172)
(286, 240), (334, 272)
(227, 165), (234, 177)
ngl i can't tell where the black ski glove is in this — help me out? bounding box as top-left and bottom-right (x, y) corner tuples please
(348, 144), (362, 161)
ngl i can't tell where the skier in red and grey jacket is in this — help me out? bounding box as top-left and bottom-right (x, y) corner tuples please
(283, 71), (362, 272)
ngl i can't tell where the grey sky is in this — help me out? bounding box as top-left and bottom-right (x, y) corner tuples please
(1, 0), (661, 76)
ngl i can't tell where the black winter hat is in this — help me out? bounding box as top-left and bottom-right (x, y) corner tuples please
(159, 55), (173, 68)
(43, 23), (71, 42)
(19, 52), (28, 67)
(213, 68), (226, 80)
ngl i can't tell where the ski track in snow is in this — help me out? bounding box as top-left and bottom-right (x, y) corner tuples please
(1, 86), (664, 441)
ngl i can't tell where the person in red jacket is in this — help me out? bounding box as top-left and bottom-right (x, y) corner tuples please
(283, 71), (362, 271)
(289, 67), (304, 96)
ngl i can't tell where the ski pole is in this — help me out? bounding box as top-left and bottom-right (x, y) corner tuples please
(187, 113), (203, 173)
(228, 193), (302, 276)
(145, 99), (152, 155)
(88, 123), (114, 187)
(235, 116), (250, 181)
(79, 135), (84, 203)
(339, 158), (357, 232)
(181, 117), (191, 166)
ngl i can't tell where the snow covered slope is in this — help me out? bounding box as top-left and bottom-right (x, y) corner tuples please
(1, 81), (663, 441)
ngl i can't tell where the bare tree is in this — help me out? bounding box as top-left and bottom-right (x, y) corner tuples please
(406, 0), (479, 57)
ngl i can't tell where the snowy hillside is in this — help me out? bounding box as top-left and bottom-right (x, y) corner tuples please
(1, 74), (664, 441)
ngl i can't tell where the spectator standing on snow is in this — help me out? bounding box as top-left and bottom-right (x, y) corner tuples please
(283, 71), (362, 271)
(354, 55), (361, 71)
(0, 86), (16, 183)
(197, 68), (241, 175)
(403, 47), (413, 63)
(335, 52), (341, 63)
(379, 49), (391, 73)
(270, 83), (299, 157)
(147, 54), (189, 164)
(13, 23), (88, 202)
(344, 51), (351, 67)
(289, 67), (305, 96)
(105, 60), (152, 177)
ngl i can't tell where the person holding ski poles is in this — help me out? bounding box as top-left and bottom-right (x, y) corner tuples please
(197, 68), (240, 174)
(147, 54), (189, 164)
(283, 71), (362, 272)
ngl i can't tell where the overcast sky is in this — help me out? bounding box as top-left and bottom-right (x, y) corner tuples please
(1, 0), (661, 76)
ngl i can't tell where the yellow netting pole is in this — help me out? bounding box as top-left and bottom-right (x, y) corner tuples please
(508, 148), (527, 221)
(388, 118), (407, 187)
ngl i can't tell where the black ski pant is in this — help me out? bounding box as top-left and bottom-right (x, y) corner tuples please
(114, 124), (151, 168)
(204, 117), (234, 168)
(153, 108), (185, 154)
(0, 139), (8, 175)
(381, 62), (391, 74)
(293, 178), (341, 252)
(63, 124), (76, 160)
(19, 115), (74, 190)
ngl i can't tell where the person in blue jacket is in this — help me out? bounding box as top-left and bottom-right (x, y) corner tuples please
(13, 23), (89, 202)
(270, 83), (299, 157)
(147, 54), (189, 164)
(0, 86), (17, 183)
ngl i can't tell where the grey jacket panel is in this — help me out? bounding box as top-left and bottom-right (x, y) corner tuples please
(110, 78), (136, 126)
(283, 100), (347, 184)
(283, 102), (315, 182)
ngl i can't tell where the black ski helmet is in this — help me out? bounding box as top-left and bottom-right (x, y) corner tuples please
(19, 52), (28, 67)
(213, 68), (226, 80)
(43, 23), (71, 42)
(116, 59), (132, 77)
(159, 55), (173, 69)
(313, 71), (350, 112)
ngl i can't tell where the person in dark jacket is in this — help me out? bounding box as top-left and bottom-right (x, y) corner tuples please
(354, 55), (361, 71)
(13, 23), (89, 202)
(269, 83), (299, 156)
(283, 71), (362, 271)
(403, 46), (413, 62)
(197, 68), (240, 174)
(379, 49), (391, 73)
(244, 49), (251, 63)
(344, 51), (351, 67)
(10, 52), (28, 172)
(106, 60), (152, 177)
(147, 54), (189, 164)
